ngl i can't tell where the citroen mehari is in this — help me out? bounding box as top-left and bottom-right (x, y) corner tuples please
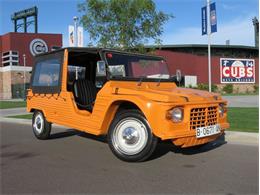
(27, 48), (229, 162)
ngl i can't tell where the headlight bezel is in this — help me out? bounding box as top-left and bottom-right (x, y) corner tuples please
(219, 103), (226, 117)
(166, 107), (184, 122)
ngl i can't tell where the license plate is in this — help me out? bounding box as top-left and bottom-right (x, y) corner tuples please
(196, 124), (221, 138)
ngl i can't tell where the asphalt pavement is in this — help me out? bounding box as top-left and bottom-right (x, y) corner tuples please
(1, 122), (258, 194)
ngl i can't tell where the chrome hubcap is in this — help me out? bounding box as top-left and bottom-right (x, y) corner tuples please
(33, 113), (43, 134)
(122, 127), (139, 145)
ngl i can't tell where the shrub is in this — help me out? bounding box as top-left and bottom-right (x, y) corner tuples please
(186, 84), (198, 89)
(197, 83), (218, 92)
(197, 83), (208, 91)
(212, 84), (218, 92)
(253, 85), (259, 93)
(222, 84), (233, 94)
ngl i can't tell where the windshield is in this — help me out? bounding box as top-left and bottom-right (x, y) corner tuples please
(105, 52), (170, 80)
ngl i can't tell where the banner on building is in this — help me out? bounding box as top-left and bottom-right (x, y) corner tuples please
(69, 25), (75, 46)
(201, 2), (217, 35)
(210, 2), (217, 33)
(201, 6), (207, 35)
(220, 58), (255, 83)
(77, 26), (84, 47)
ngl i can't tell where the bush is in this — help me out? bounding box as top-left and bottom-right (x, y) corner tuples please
(222, 84), (233, 94)
(186, 84), (198, 89)
(253, 85), (259, 93)
(196, 83), (218, 92)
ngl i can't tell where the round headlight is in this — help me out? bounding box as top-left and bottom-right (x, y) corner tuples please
(171, 107), (183, 122)
(219, 104), (225, 117)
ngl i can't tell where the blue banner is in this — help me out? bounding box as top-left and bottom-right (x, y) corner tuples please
(210, 2), (217, 33)
(201, 6), (207, 35)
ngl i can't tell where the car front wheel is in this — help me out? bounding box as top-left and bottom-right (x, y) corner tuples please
(32, 110), (51, 140)
(108, 110), (158, 162)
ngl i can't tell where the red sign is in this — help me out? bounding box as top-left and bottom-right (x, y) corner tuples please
(220, 58), (255, 83)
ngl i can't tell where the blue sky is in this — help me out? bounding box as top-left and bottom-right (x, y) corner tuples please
(1, 0), (259, 46)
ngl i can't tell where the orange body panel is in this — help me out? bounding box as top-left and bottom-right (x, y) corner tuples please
(27, 49), (230, 148)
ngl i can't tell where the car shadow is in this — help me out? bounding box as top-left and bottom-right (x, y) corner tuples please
(77, 131), (107, 143)
(48, 129), (227, 161)
(49, 129), (80, 139)
(49, 129), (107, 143)
(149, 134), (227, 161)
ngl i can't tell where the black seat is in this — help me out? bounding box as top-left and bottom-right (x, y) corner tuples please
(73, 79), (97, 112)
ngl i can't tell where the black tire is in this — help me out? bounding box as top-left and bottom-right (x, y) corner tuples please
(32, 110), (51, 140)
(107, 109), (158, 162)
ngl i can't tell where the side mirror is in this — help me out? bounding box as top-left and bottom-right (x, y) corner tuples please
(97, 61), (106, 76)
(176, 69), (181, 82)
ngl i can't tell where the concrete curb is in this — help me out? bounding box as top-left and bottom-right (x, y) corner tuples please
(224, 131), (259, 146)
(1, 117), (258, 146)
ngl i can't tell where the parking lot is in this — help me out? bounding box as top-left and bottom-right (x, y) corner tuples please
(1, 122), (258, 194)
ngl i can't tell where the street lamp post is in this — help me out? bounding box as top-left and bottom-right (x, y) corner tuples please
(23, 54), (26, 100)
(73, 16), (78, 47)
(207, 0), (212, 92)
(73, 16), (79, 79)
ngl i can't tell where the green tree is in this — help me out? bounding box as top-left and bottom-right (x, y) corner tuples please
(78, 0), (172, 50)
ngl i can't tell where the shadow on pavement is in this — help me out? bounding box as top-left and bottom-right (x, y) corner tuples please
(49, 129), (80, 139)
(78, 131), (107, 143)
(48, 128), (227, 161)
(49, 129), (107, 143)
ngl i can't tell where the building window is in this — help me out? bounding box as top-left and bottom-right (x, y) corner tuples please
(2, 50), (19, 66)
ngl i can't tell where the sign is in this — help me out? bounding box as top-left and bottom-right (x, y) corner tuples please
(29, 39), (48, 56)
(12, 6), (37, 19)
(69, 25), (75, 46)
(220, 58), (255, 83)
(201, 2), (217, 35)
(77, 26), (84, 47)
(210, 2), (217, 33)
(201, 6), (207, 35)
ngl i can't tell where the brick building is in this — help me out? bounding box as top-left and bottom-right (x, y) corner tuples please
(0, 32), (62, 99)
(153, 44), (259, 93)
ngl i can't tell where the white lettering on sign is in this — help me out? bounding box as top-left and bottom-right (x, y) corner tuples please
(29, 39), (48, 56)
(220, 58), (255, 83)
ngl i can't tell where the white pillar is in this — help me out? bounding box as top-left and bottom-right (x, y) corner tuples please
(207, 0), (212, 92)
(23, 54), (26, 99)
(73, 16), (79, 80)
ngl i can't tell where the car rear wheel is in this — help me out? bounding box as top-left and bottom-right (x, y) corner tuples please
(32, 110), (51, 140)
(108, 110), (158, 162)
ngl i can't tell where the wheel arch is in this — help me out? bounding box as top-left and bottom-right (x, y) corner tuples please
(99, 100), (149, 135)
(29, 108), (47, 120)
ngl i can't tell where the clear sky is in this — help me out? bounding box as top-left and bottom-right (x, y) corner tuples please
(1, 0), (259, 47)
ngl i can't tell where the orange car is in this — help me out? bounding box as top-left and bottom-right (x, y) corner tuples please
(27, 47), (229, 162)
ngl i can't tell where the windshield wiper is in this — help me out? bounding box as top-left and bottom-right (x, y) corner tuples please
(137, 76), (145, 86)
(156, 74), (163, 86)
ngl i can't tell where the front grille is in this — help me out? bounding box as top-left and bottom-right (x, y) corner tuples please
(190, 106), (218, 130)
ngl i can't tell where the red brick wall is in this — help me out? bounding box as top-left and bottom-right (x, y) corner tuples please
(0, 32), (62, 67)
(0, 35), (2, 63)
(156, 50), (259, 84)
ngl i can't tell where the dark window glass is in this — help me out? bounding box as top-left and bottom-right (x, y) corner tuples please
(32, 58), (61, 87)
(67, 65), (86, 84)
(3, 62), (10, 66)
(3, 52), (9, 56)
(2, 56), (10, 61)
(105, 52), (170, 80)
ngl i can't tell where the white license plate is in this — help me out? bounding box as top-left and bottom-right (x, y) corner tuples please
(196, 124), (221, 138)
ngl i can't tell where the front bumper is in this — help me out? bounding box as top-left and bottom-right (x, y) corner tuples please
(171, 122), (229, 148)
